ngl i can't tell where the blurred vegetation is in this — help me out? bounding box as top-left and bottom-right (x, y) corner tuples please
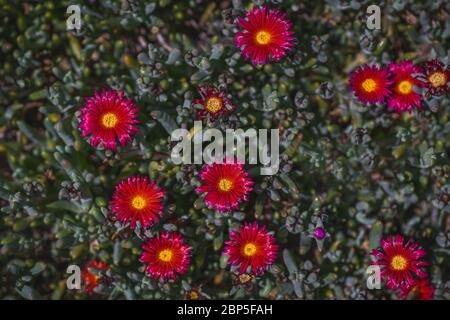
(0, 0), (449, 299)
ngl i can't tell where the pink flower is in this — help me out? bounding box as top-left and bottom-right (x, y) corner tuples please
(349, 64), (392, 105)
(140, 232), (192, 282)
(193, 85), (235, 121)
(78, 89), (140, 150)
(223, 222), (278, 275)
(235, 6), (295, 65)
(110, 176), (166, 230)
(195, 159), (254, 212)
(387, 61), (423, 113)
(370, 234), (428, 290)
(418, 59), (449, 98)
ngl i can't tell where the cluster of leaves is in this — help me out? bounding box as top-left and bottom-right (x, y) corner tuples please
(0, 0), (449, 300)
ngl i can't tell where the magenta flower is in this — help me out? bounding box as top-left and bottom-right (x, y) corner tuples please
(370, 234), (429, 290)
(140, 232), (192, 282)
(223, 222), (278, 275)
(78, 89), (140, 150)
(386, 61), (423, 113)
(235, 6), (295, 65)
(195, 159), (254, 212)
(419, 59), (449, 98)
(349, 64), (392, 105)
(110, 176), (166, 230)
(192, 85), (235, 121)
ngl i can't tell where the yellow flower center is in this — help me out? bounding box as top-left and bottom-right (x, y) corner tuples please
(131, 195), (146, 210)
(397, 80), (413, 95)
(205, 97), (222, 113)
(390, 255), (408, 271)
(101, 112), (118, 128)
(188, 291), (199, 300)
(428, 71), (446, 88)
(243, 243), (257, 257)
(255, 30), (272, 45)
(217, 178), (233, 192)
(158, 249), (173, 263)
(361, 78), (377, 92)
(239, 274), (253, 283)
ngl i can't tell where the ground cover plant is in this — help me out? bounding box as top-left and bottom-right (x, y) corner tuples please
(0, 0), (449, 300)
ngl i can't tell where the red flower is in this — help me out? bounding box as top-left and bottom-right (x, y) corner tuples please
(223, 222), (278, 275)
(349, 64), (392, 105)
(82, 260), (109, 295)
(418, 59), (449, 98)
(78, 89), (140, 151)
(398, 279), (435, 300)
(195, 159), (254, 212)
(193, 85), (235, 120)
(110, 176), (166, 230)
(140, 231), (192, 282)
(235, 6), (295, 65)
(387, 61), (423, 113)
(370, 234), (428, 290)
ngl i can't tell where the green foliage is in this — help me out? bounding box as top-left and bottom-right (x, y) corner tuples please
(0, 0), (449, 300)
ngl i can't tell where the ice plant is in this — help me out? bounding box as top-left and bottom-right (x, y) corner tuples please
(195, 159), (254, 212)
(235, 6), (295, 65)
(398, 279), (435, 300)
(223, 222), (278, 275)
(370, 234), (428, 290)
(386, 61), (423, 113)
(349, 64), (392, 105)
(419, 59), (449, 98)
(192, 85), (235, 120)
(140, 232), (192, 282)
(110, 176), (166, 230)
(81, 260), (109, 295)
(78, 89), (140, 151)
